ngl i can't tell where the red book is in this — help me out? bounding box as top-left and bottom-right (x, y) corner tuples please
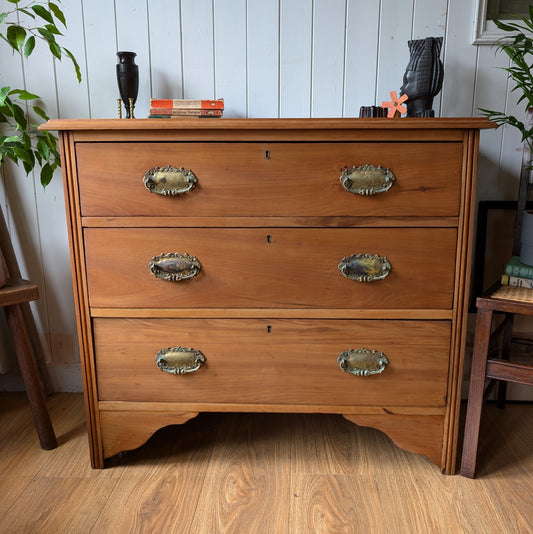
(149, 98), (224, 109)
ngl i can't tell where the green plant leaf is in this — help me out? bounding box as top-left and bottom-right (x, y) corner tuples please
(9, 89), (40, 100)
(1, 0), (80, 186)
(64, 48), (81, 82)
(14, 145), (33, 165)
(6, 24), (26, 51)
(36, 138), (50, 161)
(0, 103), (14, 117)
(0, 86), (10, 106)
(48, 40), (61, 59)
(48, 2), (66, 27)
(45, 23), (62, 36)
(493, 20), (518, 32)
(32, 4), (54, 24)
(11, 103), (27, 129)
(32, 105), (49, 120)
(23, 34), (35, 57)
(37, 26), (56, 42)
(18, 8), (35, 19)
(0, 135), (21, 144)
(40, 163), (54, 187)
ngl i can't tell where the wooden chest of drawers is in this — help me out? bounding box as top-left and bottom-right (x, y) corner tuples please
(43, 118), (493, 472)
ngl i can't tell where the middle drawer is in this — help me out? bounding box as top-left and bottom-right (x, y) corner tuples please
(84, 227), (457, 310)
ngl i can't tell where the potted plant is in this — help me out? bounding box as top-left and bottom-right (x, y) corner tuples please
(0, 0), (80, 187)
(480, 6), (533, 149)
(480, 6), (533, 262)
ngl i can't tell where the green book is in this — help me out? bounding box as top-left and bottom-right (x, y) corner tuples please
(504, 256), (533, 279)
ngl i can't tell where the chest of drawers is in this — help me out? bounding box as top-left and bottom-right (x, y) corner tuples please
(43, 117), (493, 472)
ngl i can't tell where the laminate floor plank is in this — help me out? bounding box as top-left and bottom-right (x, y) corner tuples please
(190, 413), (292, 534)
(0, 475), (34, 516)
(290, 413), (409, 476)
(0, 393), (532, 534)
(0, 476), (119, 534)
(290, 474), (381, 533)
(37, 393), (123, 480)
(91, 415), (219, 533)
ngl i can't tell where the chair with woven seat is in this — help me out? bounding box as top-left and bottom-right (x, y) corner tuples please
(461, 129), (533, 478)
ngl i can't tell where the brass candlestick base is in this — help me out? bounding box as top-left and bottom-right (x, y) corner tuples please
(117, 98), (135, 119)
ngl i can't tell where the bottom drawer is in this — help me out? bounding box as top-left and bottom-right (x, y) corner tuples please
(93, 318), (451, 407)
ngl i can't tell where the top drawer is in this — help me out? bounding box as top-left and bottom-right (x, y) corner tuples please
(76, 142), (462, 218)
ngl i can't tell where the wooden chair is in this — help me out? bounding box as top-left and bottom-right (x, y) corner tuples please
(460, 128), (533, 478)
(0, 245), (57, 450)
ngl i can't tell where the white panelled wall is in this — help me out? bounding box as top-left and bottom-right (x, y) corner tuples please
(0, 0), (528, 393)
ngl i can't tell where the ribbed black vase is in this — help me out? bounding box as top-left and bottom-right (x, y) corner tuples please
(116, 51), (138, 118)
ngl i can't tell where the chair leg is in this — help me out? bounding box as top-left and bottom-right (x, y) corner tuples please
(497, 313), (514, 409)
(5, 303), (57, 450)
(461, 307), (493, 478)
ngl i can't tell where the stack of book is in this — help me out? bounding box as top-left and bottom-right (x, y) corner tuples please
(148, 98), (224, 118)
(501, 256), (533, 289)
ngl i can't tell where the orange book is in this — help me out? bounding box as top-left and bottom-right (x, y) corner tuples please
(149, 98), (224, 109)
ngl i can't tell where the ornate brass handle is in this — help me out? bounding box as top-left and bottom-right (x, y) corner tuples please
(156, 346), (206, 374)
(337, 348), (389, 376)
(340, 164), (395, 195)
(143, 165), (198, 195)
(338, 253), (391, 282)
(149, 252), (202, 281)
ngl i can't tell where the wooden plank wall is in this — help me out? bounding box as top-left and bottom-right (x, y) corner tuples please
(0, 0), (525, 391)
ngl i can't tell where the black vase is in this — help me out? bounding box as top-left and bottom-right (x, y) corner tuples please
(116, 51), (139, 118)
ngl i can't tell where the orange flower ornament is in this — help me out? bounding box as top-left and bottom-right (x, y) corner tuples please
(382, 91), (408, 118)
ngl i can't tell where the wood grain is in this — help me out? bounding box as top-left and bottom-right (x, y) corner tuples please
(76, 141), (462, 218)
(190, 413), (292, 534)
(93, 318), (451, 407)
(84, 227), (457, 310)
(100, 410), (199, 458)
(49, 118), (489, 472)
(1, 393), (532, 534)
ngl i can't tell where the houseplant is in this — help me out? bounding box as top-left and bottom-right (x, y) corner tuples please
(0, 0), (80, 187)
(480, 6), (533, 262)
(480, 6), (533, 149)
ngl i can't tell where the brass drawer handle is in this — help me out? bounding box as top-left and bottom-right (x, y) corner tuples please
(340, 164), (395, 195)
(338, 348), (389, 376)
(338, 253), (391, 282)
(156, 346), (206, 374)
(149, 252), (202, 281)
(143, 165), (198, 195)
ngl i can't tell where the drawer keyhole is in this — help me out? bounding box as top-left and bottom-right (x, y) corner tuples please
(264, 150), (270, 160)
(267, 325), (272, 333)
(266, 234), (272, 243)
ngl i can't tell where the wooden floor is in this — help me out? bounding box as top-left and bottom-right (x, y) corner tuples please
(0, 393), (532, 533)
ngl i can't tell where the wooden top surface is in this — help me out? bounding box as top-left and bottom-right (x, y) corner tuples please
(40, 117), (496, 132)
